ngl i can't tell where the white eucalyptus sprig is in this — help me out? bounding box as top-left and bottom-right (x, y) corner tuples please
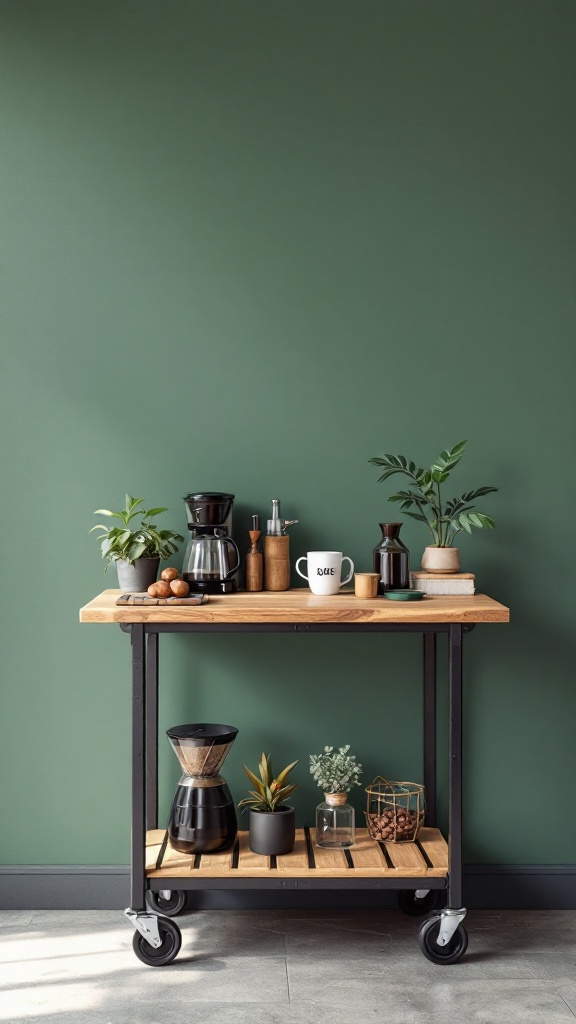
(309, 745), (362, 794)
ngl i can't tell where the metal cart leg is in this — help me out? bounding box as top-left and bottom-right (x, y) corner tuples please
(146, 632), (159, 831)
(124, 624), (163, 952)
(143, 631), (187, 920)
(418, 623), (468, 962)
(447, 623), (465, 916)
(398, 631), (440, 917)
(439, 624), (467, 940)
(130, 623), (147, 913)
(423, 632), (437, 827)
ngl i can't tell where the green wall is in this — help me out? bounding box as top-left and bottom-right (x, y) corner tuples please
(1, 1), (575, 867)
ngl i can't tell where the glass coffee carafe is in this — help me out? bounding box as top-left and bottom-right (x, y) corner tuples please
(181, 492), (240, 593)
(373, 523), (410, 593)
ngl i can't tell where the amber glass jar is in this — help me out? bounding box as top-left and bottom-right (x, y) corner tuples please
(372, 523), (410, 594)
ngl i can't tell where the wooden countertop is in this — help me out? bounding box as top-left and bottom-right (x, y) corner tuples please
(79, 589), (509, 624)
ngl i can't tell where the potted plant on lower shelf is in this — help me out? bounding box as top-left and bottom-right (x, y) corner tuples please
(239, 753), (298, 856)
(369, 440), (498, 572)
(91, 494), (184, 593)
(310, 745), (362, 849)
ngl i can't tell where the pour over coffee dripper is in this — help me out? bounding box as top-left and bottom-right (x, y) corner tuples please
(167, 723), (238, 855)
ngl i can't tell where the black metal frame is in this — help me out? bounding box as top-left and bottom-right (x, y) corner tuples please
(127, 620), (474, 913)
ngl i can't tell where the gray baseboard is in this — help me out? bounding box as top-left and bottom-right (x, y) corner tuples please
(1, 864), (576, 910)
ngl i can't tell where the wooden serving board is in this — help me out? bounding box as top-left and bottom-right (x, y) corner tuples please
(115, 593), (207, 606)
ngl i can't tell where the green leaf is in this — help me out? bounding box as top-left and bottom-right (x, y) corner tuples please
(402, 510), (428, 522)
(472, 513), (495, 529)
(244, 766), (266, 794)
(127, 541), (147, 562)
(458, 512), (473, 533)
(274, 760), (299, 788)
(143, 507), (169, 518)
(273, 784), (297, 804)
(259, 753), (272, 785)
(462, 487), (498, 502)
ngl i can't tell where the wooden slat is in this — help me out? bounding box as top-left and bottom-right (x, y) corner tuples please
(276, 830), (309, 873)
(236, 832), (270, 873)
(384, 840), (427, 874)
(81, 588), (510, 625)
(310, 829), (348, 873)
(148, 834), (194, 877)
(145, 828), (448, 880)
(145, 829), (165, 874)
(350, 829), (390, 871)
(418, 827), (449, 872)
(197, 847), (234, 874)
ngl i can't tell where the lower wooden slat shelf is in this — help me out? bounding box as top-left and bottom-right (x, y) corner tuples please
(146, 827), (448, 881)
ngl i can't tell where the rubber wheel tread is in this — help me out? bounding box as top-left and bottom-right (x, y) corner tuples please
(147, 890), (187, 917)
(132, 918), (182, 966)
(418, 916), (468, 965)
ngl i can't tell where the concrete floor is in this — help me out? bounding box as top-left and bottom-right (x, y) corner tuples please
(2, 909), (576, 1023)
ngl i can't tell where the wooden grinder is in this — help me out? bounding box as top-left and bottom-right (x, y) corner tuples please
(264, 499), (298, 592)
(245, 517), (263, 592)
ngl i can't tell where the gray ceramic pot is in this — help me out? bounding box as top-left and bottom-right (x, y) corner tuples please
(116, 557), (160, 594)
(249, 805), (295, 856)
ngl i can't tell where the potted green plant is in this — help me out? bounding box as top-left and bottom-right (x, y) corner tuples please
(369, 441), (498, 572)
(239, 753), (298, 856)
(91, 494), (184, 592)
(310, 745), (362, 849)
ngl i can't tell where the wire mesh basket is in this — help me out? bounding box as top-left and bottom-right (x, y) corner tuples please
(365, 777), (425, 843)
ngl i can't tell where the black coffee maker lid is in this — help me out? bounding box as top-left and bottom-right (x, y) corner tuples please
(167, 723), (239, 745)
(183, 492), (235, 501)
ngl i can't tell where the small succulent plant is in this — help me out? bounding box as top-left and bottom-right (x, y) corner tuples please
(310, 745), (363, 794)
(238, 753), (298, 813)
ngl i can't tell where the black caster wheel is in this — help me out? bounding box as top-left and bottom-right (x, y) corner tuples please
(398, 889), (444, 917)
(147, 890), (187, 917)
(132, 917), (182, 966)
(418, 915), (468, 965)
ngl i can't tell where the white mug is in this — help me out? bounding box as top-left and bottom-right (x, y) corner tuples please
(296, 551), (355, 596)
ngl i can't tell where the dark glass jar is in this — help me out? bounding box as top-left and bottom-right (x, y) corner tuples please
(373, 523), (410, 594)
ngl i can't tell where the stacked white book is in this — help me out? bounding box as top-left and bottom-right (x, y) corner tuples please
(410, 571), (476, 595)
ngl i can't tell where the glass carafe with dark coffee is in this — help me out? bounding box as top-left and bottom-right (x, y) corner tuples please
(373, 523), (410, 594)
(182, 492), (240, 593)
(167, 723), (238, 854)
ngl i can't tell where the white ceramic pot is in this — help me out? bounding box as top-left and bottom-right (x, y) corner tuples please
(421, 546), (461, 574)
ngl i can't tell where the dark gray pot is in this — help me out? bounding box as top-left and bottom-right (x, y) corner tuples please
(116, 557), (160, 594)
(249, 805), (295, 856)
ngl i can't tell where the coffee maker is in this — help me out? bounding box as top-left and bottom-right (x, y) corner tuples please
(167, 723), (239, 854)
(182, 492), (240, 593)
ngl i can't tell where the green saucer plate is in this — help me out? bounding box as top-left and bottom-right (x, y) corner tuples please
(384, 590), (426, 601)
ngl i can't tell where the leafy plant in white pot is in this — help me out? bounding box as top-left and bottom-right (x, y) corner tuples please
(91, 494), (184, 592)
(369, 441), (498, 572)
